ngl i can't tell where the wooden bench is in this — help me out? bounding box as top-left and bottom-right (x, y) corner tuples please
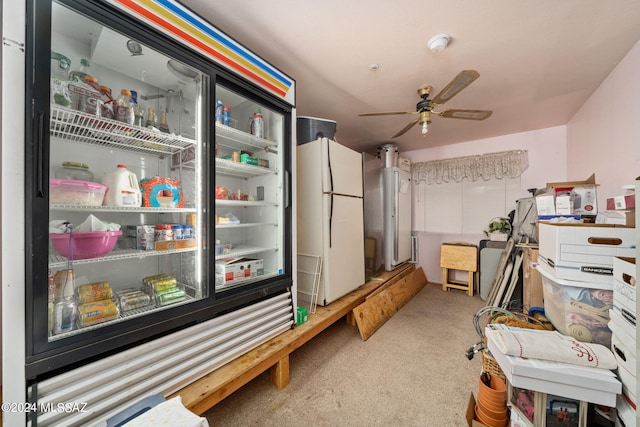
(170, 263), (416, 415)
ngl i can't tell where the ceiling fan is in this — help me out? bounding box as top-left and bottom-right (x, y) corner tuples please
(359, 69), (492, 138)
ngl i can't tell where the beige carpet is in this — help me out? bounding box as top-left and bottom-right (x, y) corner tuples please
(203, 283), (486, 426)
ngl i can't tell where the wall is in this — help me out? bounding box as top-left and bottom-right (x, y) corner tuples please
(566, 39), (640, 200)
(404, 126), (567, 283)
(403, 39), (640, 287)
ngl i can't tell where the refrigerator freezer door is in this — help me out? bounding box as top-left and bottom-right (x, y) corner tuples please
(321, 138), (364, 197)
(320, 193), (365, 304)
(383, 167), (412, 270)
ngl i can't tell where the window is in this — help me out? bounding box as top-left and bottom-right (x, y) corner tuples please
(411, 150), (527, 234)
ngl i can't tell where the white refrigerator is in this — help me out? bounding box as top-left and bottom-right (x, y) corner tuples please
(297, 138), (365, 305)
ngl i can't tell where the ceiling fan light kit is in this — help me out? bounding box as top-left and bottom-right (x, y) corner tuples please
(428, 33), (451, 53)
(359, 70), (492, 139)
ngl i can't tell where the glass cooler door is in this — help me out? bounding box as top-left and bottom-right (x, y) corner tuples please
(214, 83), (287, 293)
(42, 1), (207, 343)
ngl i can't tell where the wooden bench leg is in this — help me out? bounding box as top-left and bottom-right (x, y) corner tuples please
(467, 271), (474, 296)
(442, 268), (448, 291)
(270, 355), (290, 390)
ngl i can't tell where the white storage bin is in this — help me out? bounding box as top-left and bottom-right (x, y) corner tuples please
(538, 222), (636, 285)
(537, 262), (613, 347)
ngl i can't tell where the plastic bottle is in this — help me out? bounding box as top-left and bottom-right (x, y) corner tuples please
(69, 58), (91, 83)
(77, 75), (102, 116)
(101, 164), (142, 207)
(251, 109), (264, 138)
(215, 100), (224, 125)
(223, 106), (231, 126)
(114, 89), (135, 125)
(99, 85), (115, 119)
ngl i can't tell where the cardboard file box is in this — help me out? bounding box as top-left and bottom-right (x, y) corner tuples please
(538, 222), (636, 285)
(608, 308), (636, 345)
(613, 257), (636, 317)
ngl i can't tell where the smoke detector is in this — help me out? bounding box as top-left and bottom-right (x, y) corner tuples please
(428, 34), (451, 53)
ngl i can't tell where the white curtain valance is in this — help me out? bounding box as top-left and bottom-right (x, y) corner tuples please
(411, 149), (529, 184)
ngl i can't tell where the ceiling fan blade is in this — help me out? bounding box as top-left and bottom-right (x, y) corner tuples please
(431, 70), (480, 105)
(359, 111), (418, 117)
(392, 119), (420, 138)
(437, 109), (492, 120)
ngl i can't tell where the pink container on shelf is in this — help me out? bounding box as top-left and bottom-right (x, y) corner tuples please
(49, 231), (122, 260)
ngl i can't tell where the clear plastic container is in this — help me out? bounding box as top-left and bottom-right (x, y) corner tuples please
(49, 179), (107, 206)
(54, 161), (94, 181)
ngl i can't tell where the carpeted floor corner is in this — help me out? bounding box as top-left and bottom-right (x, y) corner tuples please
(203, 283), (486, 426)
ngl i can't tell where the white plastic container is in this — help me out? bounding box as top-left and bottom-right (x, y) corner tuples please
(101, 164), (142, 207)
(537, 261), (613, 347)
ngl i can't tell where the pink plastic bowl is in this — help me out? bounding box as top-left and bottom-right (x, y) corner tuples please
(49, 231), (122, 260)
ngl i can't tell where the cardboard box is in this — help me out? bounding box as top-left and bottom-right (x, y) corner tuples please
(616, 393), (636, 427)
(538, 222), (636, 285)
(595, 210), (635, 227)
(523, 248), (544, 309)
(613, 257), (636, 317)
(555, 193), (574, 215)
(536, 194), (556, 216)
(215, 257), (264, 286)
(125, 225), (155, 251)
(606, 193), (635, 210)
(608, 308), (636, 345)
(465, 393), (489, 427)
(155, 239), (196, 251)
(546, 174), (598, 215)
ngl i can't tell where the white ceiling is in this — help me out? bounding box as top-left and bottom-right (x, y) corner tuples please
(180, 0), (640, 155)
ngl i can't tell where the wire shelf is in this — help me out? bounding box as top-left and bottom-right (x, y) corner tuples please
(50, 104), (196, 156)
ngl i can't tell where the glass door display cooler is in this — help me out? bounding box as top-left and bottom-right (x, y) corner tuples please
(213, 83), (290, 297)
(21, 0), (295, 387)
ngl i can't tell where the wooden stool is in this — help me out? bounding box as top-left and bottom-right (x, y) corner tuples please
(440, 242), (478, 296)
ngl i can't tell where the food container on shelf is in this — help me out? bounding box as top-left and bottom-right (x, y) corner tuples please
(49, 179), (107, 206)
(49, 231), (122, 260)
(215, 240), (233, 255)
(537, 261), (613, 347)
(54, 161), (94, 181)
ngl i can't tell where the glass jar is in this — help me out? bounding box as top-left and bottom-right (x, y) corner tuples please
(50, 52), (71, 80)
(54, 161), (94, 181)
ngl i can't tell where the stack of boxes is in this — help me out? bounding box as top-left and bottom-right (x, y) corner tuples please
(610, 256), (636, 427)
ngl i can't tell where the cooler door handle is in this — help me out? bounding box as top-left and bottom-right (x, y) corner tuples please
(35, 112), (46, 198)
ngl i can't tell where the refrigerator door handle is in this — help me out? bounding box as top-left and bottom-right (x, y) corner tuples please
(329, 192), (333, 248)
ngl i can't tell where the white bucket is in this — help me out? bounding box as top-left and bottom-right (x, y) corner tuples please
(101, 164), (142, 207)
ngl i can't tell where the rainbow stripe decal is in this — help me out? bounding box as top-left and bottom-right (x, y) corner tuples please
(108, 0), (294, 104)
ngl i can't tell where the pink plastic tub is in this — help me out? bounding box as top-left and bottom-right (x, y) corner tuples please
(50, 231), (122, 260)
